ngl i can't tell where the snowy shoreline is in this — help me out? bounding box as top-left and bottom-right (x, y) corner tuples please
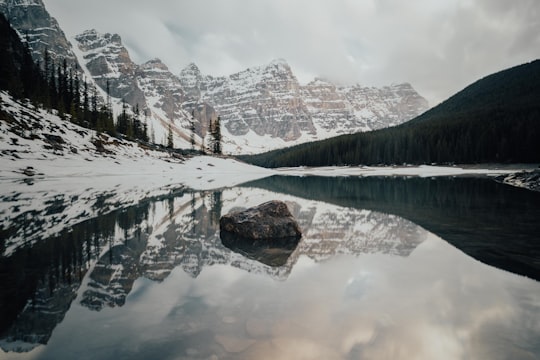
(274, 164), (538, 178)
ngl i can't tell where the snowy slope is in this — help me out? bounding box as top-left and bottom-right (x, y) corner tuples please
(71, 30), (193, 149)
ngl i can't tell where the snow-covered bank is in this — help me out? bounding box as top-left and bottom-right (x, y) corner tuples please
(0, 92), (273, 189)
(274, 164), (536, 178)
(495, 170), (540, 192)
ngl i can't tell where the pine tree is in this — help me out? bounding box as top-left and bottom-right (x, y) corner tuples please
(82, 78), (89, 126)
(90, 84), (98, 129)
(56, 62), (65, 115)
(167, 123), (174, 149)
(42, 48), (51, 107)
(72, 71), (80, 123)
(190, 110), (196, 150)
(212, 116), (222, 155)
(116, 98), (129, 135)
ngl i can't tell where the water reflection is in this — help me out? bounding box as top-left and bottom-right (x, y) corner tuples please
(0, 176), (538, 359)
(220, 231), (300, 267)
(243, 175), (540, 280)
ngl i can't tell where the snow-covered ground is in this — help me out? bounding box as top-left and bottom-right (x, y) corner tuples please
(495, 170), (540, 192)
(275, 164), (533, 178)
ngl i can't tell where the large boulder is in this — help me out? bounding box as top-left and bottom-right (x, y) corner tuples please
(220, 200), (302, 240)
(219, 201), (302, 266)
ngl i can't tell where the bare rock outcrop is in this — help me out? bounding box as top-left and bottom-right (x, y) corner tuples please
(220, 200), (302, 240)
(220, 201), (302, 266)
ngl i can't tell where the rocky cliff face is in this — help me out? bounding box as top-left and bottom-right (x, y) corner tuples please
(179, 59), (317, 149)
(73, 30), (218, 148)
(340, 82), (429, 130)
(301, 79), (429, 135)
(179, 60), (429, 153)
(74, 29), (146, 108)
(0, 0), (78, 66)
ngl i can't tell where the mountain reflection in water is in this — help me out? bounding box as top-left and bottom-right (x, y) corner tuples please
(243, 175), (540, 280)
(0, 176), (538, 359)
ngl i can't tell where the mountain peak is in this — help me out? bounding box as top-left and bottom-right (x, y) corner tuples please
(1, 0), (44, 7)
(181, 62), (201, 75)
(141, 58), (169, 71)
(75, 29), (122, 46)
(266, 58), (292, 72)
(0, 0), (77, 65)
(269, 58), (289, 66)
(308, 77), (333, 86)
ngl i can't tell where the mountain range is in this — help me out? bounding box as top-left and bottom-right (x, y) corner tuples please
(0, 0), (429, 154)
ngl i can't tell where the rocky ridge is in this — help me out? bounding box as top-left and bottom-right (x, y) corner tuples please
(179, 60), (429, 153)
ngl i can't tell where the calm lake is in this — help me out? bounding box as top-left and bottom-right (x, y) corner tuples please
(1, 176), (539, 360)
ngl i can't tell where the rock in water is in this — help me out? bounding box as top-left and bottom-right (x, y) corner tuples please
(220, 201), (302, 240)
(219, 201), (302, 266)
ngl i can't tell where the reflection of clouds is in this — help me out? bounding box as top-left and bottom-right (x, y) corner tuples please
(190, 233), (540, 359)
(192, 190), (540, 358)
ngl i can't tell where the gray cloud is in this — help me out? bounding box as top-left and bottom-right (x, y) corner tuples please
(45, 0), (540, 106)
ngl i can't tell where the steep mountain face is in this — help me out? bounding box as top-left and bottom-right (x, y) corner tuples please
(179, 60), (429, 153)
(137, 58), (217, 142)
(339, 82), (429, 130)
(180, 59), (316, 143)
(74, 29), (146, 108)
(73, 30), (218, 148)
(0, 0), (77, 66)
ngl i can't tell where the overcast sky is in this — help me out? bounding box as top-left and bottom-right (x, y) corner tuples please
(45, 0), (540, 106)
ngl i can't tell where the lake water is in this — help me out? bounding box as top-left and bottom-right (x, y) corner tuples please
(1, 176), (539, 360)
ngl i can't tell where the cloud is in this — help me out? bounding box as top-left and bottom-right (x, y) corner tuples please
(44, 0), (540, 105)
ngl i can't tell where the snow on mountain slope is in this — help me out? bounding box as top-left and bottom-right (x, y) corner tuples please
(179, 60), (429, 154)
(72, 29), (218, 150)
(74, 29), (145, 106)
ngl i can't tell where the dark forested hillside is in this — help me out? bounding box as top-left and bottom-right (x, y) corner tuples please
(0, 13), (47, 103)
(242, 60), (540, 167)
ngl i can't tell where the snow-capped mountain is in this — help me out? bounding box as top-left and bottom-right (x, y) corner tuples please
(179, 60), (429, 153)
(180, 59), (315, 141)
(72, 30), (188, 148)
(1, 0), (429, 154)
(74, 29), (146, 107)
